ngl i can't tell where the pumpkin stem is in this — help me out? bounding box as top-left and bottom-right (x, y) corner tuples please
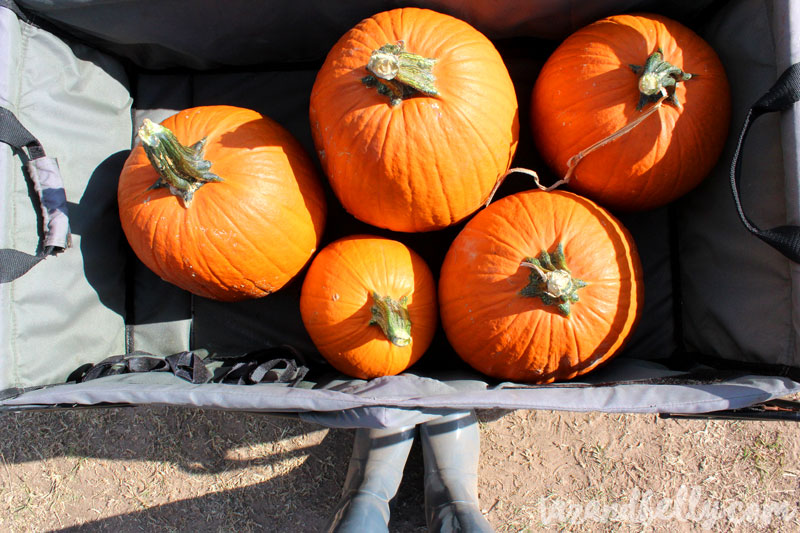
(362, 41), (438, 106)
(630, 48), (694, 111)
(369, 291), (412, 346)
(138, 118), (222, 207)
(519, 243), (587, 317)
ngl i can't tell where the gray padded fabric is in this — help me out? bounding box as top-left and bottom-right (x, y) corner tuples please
(2, 359), (798, 425)
(0, 7), (20, 386)
(0, 6), (131, 390)
(679, 0), (799, 367)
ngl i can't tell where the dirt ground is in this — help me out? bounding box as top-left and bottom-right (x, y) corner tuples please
(0, 401), (798, 532)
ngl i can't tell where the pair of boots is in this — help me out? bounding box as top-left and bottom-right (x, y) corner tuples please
(326, 410), (493, 532)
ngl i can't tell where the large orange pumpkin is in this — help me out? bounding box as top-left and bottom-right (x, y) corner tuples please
(439, 190), (643, 383)
(530, 13), (730, 211)
(309, 7), (519, 232)
(118, 106), (327, 301)
(300, 235), (437, 379)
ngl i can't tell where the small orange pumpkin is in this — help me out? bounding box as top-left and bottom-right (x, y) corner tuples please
(309, 7), (519, 232)
(439, 190), (643, 383)
(300, 235), (438, 379)
(530, 13), (730, 211)
(118, 106), (327, 301)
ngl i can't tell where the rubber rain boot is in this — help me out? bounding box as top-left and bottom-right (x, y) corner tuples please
(420, 411), (493, 532)
(326, 424), (416, 532)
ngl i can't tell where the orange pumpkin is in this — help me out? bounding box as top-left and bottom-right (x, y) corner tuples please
(118, 105), (327, 301)
(309, 7), (519, 232)
(300, 235), (438, 379)
(530, 13), (730, 211)
(438, 190), (643, 383)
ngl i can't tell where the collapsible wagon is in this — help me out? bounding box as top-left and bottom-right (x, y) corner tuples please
(2, 1), (800, 528)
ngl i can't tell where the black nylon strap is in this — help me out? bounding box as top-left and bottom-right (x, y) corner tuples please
(210, 346), (309, 386)
(72, 347), (310, 387)
(1, 106), (71, 282)
(0, 106), (48, 281)
(0, 106), (46, 160)
(0, 249), (45, 283)
(731, 62), (800, 263)
(166, 351), (212, 384)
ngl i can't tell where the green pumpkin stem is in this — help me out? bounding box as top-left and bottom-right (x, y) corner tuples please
(520, 243), (587, 317)
(630, 48), (694, 110)
(138, 118), (222, 207)
(369, 291), (412, 346)
(362, 41), (438, 106)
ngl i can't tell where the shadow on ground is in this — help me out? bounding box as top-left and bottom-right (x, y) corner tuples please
(0, 405), (430, 532)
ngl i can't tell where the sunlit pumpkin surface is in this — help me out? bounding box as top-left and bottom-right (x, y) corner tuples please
(310, 7), (519, 232)
(300, 236), (438, 379)
(531, 13), (730, 211)
(439, 190), (644, 383)
(118, 106), (327, 301)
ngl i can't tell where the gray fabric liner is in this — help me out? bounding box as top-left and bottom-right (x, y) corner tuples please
(2, 1), (800, 421)
(0, 8), (17, 386)
(3, 372), (798, 417)
(678, 0), (799, 367)
(1, 6), (130, 392)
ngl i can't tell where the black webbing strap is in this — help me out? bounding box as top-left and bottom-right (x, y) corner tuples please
(0, 106), (45, 160)
(71, 346), (310, 387)
(731, 62), (800, 263)
(0, 249), (45, 282)
(210, 345), (309, 386)
(0, 107), (47, 281)
(0, 106), (71, 282)
(495, 367), (754, 390)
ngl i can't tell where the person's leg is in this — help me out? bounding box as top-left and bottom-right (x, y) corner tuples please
(326, 425), (416, 533)
(420, 411), (493, 532)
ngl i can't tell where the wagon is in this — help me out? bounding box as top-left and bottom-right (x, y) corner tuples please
(2, 0), (800, 528)
(2, 0), (797, 419)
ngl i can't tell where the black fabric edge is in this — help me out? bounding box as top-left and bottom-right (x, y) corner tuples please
(683, 352), (800, 383)
(668, 203), (686, 358)
(0, 0), (28, 24)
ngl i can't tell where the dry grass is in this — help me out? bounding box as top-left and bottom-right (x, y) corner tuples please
(477, 407), (800, 533)
(0, 402), (798, 532)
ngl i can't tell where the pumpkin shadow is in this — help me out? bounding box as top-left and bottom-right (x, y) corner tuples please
(67, 149), (131, 319)
(215, 117), (301, 151)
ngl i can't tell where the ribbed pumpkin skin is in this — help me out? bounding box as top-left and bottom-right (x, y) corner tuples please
(118, 106), (327, 301)
(530, 13), (730, 211)
(439, 190), (643, 383)
(300, 236), (438, 379)
(309, 8), (519, 232)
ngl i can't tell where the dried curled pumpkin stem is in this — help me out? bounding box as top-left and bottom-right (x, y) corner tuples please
(369, 291), (412, 346)
(362, 41), (438, 106)
(630, 48), (694, 110)
(520, 244), (587, 317)
(138, 118), (222, 207)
